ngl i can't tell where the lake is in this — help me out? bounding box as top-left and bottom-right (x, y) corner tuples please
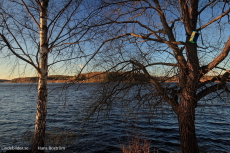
(0, 83), (230, 153)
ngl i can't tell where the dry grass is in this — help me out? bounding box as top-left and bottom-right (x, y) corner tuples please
(121, 136), (151, 153)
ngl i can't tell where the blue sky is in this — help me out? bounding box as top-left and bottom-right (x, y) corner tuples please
(0, 0), (229, 80)
(0, 0), (93, 79)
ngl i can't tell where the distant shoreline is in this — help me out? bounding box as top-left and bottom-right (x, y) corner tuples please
(0, 80), (222, 84)
(0, 72), (226, 83)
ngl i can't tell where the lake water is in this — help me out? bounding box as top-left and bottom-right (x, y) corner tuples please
(0, 83), (230, 153)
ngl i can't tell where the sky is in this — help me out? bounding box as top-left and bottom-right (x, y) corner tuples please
(0, 0), (93, 80)
(0, 0), (229, 80)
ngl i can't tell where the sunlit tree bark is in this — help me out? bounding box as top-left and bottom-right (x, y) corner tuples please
(32, 0), (49, 152)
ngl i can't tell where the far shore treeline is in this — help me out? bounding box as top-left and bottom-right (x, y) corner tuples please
(0, 72), (229, 83)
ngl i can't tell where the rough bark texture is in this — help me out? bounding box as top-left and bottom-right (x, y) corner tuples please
(175, 38), (200, 152)
(32, 1), (49, 152)
(178, 67), (199, 153)
(177, 86), (199, 153)
(178, 100), (199, 153)
(32, 73), (48, 153)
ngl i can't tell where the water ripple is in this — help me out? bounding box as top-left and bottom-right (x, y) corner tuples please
(0, 83), (230, 153)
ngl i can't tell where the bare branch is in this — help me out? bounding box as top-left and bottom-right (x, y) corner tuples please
(152, 0), (176, 41)
(78, 33), (135, 76)
(197, 8), (230, 31)
(197, 72), (230, 101)
(151, 0), (188, 70)
(198, 76), (220, 88)
(49, 6), (91, 49)
(48, 1), (80, 48)
(49, 28), (90, 50)
(0, 33), (38, 70)
(144, 62), (178, 67)
(129, 33), (185, 45)
(198, 0), (217, 15)
(200, 37), (230, 76)
(48, 0), (73, 28)
(0, 7), (38, 33)
(20, 0), (40, 28)
(48, 56), (86, 67)
(129, 59), (179, 114)
(103, 20), (164, 39)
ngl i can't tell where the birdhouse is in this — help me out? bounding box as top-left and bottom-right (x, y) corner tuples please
(189, 31), (199, 43)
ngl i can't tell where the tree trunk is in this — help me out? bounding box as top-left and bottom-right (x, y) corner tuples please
(32, 73), (48, 153)
(32, 1), (49, 152)
(176, 39), (200, 152)
(178, 89), (199, 153)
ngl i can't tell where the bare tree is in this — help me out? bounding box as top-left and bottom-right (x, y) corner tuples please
(85, 0), (230, 152)
(0, 0), (94, 152)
